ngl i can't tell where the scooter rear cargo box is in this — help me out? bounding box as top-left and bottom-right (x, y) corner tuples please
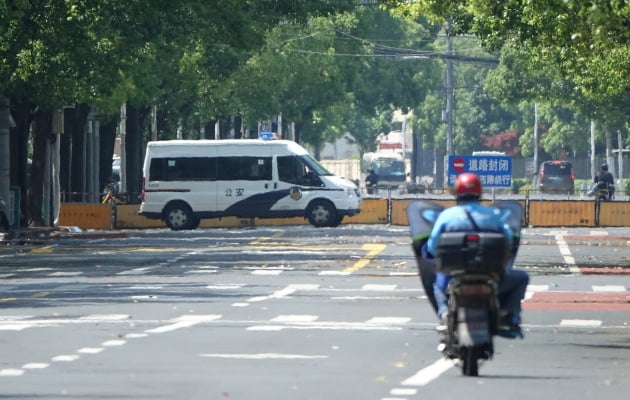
(435, 232), (509, 275)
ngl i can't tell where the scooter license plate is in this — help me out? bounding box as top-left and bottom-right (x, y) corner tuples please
(459, 283), (492, 296)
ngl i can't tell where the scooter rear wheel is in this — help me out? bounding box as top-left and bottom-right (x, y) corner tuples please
(461, 347), (479, 376)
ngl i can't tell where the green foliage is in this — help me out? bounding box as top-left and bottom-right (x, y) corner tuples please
(4, 0), (628, 170)
(411, 92), (444, 150)
(224, 7), (442, 151)
(511, 178), (530, 194)
(410, 33), (518, 156)
(384, 0), (630, 160)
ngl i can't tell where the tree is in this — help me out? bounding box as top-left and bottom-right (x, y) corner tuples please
(382, 0), (630, 155)
(227, 7), (442, 156)
(1, 1), (361, 224)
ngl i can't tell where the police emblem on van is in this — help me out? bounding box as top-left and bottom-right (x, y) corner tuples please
(290, 186), (302, 200)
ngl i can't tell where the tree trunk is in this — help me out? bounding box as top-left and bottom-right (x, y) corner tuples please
(8, 101), (32, 226)
(67, 105), (90, 202)
(124, 105), (149, 203)
(99, 119), (117, 190)
(0, 96), (10, 227)
(233, 116), (243, 139)
(202, 122), (214, 140)
(605, 129), (616, 177)
(294, 122), (303, 144)
(59, 115), (72, 202)
(30, 110), (52, 226)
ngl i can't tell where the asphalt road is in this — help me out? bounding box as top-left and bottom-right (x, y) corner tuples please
(1, 225), (629, 399)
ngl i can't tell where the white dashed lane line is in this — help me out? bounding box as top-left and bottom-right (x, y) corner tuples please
(592, 285), (626, 292)
(550, 230), (580, 274)
(400, 358), (456, 386)
(0, 314), (223, 378)
(200, 353), (328, 360)
(2, 281), (627, 380)
(145, 315), (221, 334)
(245, 284), (319, 303)
(116, 267), (154, 275)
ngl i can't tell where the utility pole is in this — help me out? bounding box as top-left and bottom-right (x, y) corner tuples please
(617, 130), (624, 194)
(51, 109), (64, 224)
(590, 120), (596, 179)
(444, 19), (454, 189)
(533, 103), (538, 184)
(120, 103), (127, 196)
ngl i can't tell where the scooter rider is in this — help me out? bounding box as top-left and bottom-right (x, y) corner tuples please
(593, 163), (615, 199)
(426, 172), (530, 338)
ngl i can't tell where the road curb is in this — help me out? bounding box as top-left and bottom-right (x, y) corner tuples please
(0, 226), (129, 244)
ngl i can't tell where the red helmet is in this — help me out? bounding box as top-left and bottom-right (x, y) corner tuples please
(455, 173), (482, 199)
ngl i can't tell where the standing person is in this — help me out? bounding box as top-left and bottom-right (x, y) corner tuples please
(594, 163), (615, 200)
(426, 173), (529, 338)
(365, 169), (379, 195)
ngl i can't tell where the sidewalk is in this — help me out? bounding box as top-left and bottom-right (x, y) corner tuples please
(0, 226), (129, 244)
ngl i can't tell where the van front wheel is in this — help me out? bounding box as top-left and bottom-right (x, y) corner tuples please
(306, 200), (337, 227)
(164, 203), (193, 230)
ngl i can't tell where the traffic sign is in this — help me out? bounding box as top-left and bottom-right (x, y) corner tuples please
(447, 155), (512, 187)
(452, 157), (465, 173)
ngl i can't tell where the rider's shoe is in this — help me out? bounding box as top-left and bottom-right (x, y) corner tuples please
(497, 313), (524, 339)
(436, 313), (448, 333)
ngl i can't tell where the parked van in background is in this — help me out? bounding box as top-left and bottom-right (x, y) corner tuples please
(139, 139), (362, 230)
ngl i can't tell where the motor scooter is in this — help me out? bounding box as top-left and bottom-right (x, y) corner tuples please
(407, 200), (522, 376)
(590, 181), (615, 201)
(365, 170), (378, 195)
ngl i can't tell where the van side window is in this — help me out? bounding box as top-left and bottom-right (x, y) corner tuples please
(278, 155), (323, 186)
(149, 157), (217, 181)
(278, 156), (305, 184)
(217, 157), (272, 181)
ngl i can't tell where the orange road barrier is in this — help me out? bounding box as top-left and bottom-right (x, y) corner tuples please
(63, 198), (630, 230)
(115, 204), (163, 229)
(116, 204), (254, 229)
(392, 199), (456, 226)
(59, 203), (112, 229)
(528, 200), (594, 227)
(598, 201), (630, 227)
(346, 199), (388, 224)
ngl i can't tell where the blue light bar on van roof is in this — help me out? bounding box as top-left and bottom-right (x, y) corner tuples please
(259, 132), (274, 140)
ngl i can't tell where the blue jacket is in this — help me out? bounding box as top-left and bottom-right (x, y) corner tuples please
(427, 201), (513, 259)
(428, 201), (514, 291)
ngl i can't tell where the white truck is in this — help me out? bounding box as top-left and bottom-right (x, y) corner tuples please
(362, 151), (409, 193)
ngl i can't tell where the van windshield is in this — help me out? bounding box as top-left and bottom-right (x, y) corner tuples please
(302, 154), (332, 176)
(372, 159), (405, 180)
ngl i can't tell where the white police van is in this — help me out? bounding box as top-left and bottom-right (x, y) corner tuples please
(139, 138), (362, 230)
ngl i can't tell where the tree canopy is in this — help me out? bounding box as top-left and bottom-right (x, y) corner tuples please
(2, 0), (630, 225)
(383, 0), (630, 159)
